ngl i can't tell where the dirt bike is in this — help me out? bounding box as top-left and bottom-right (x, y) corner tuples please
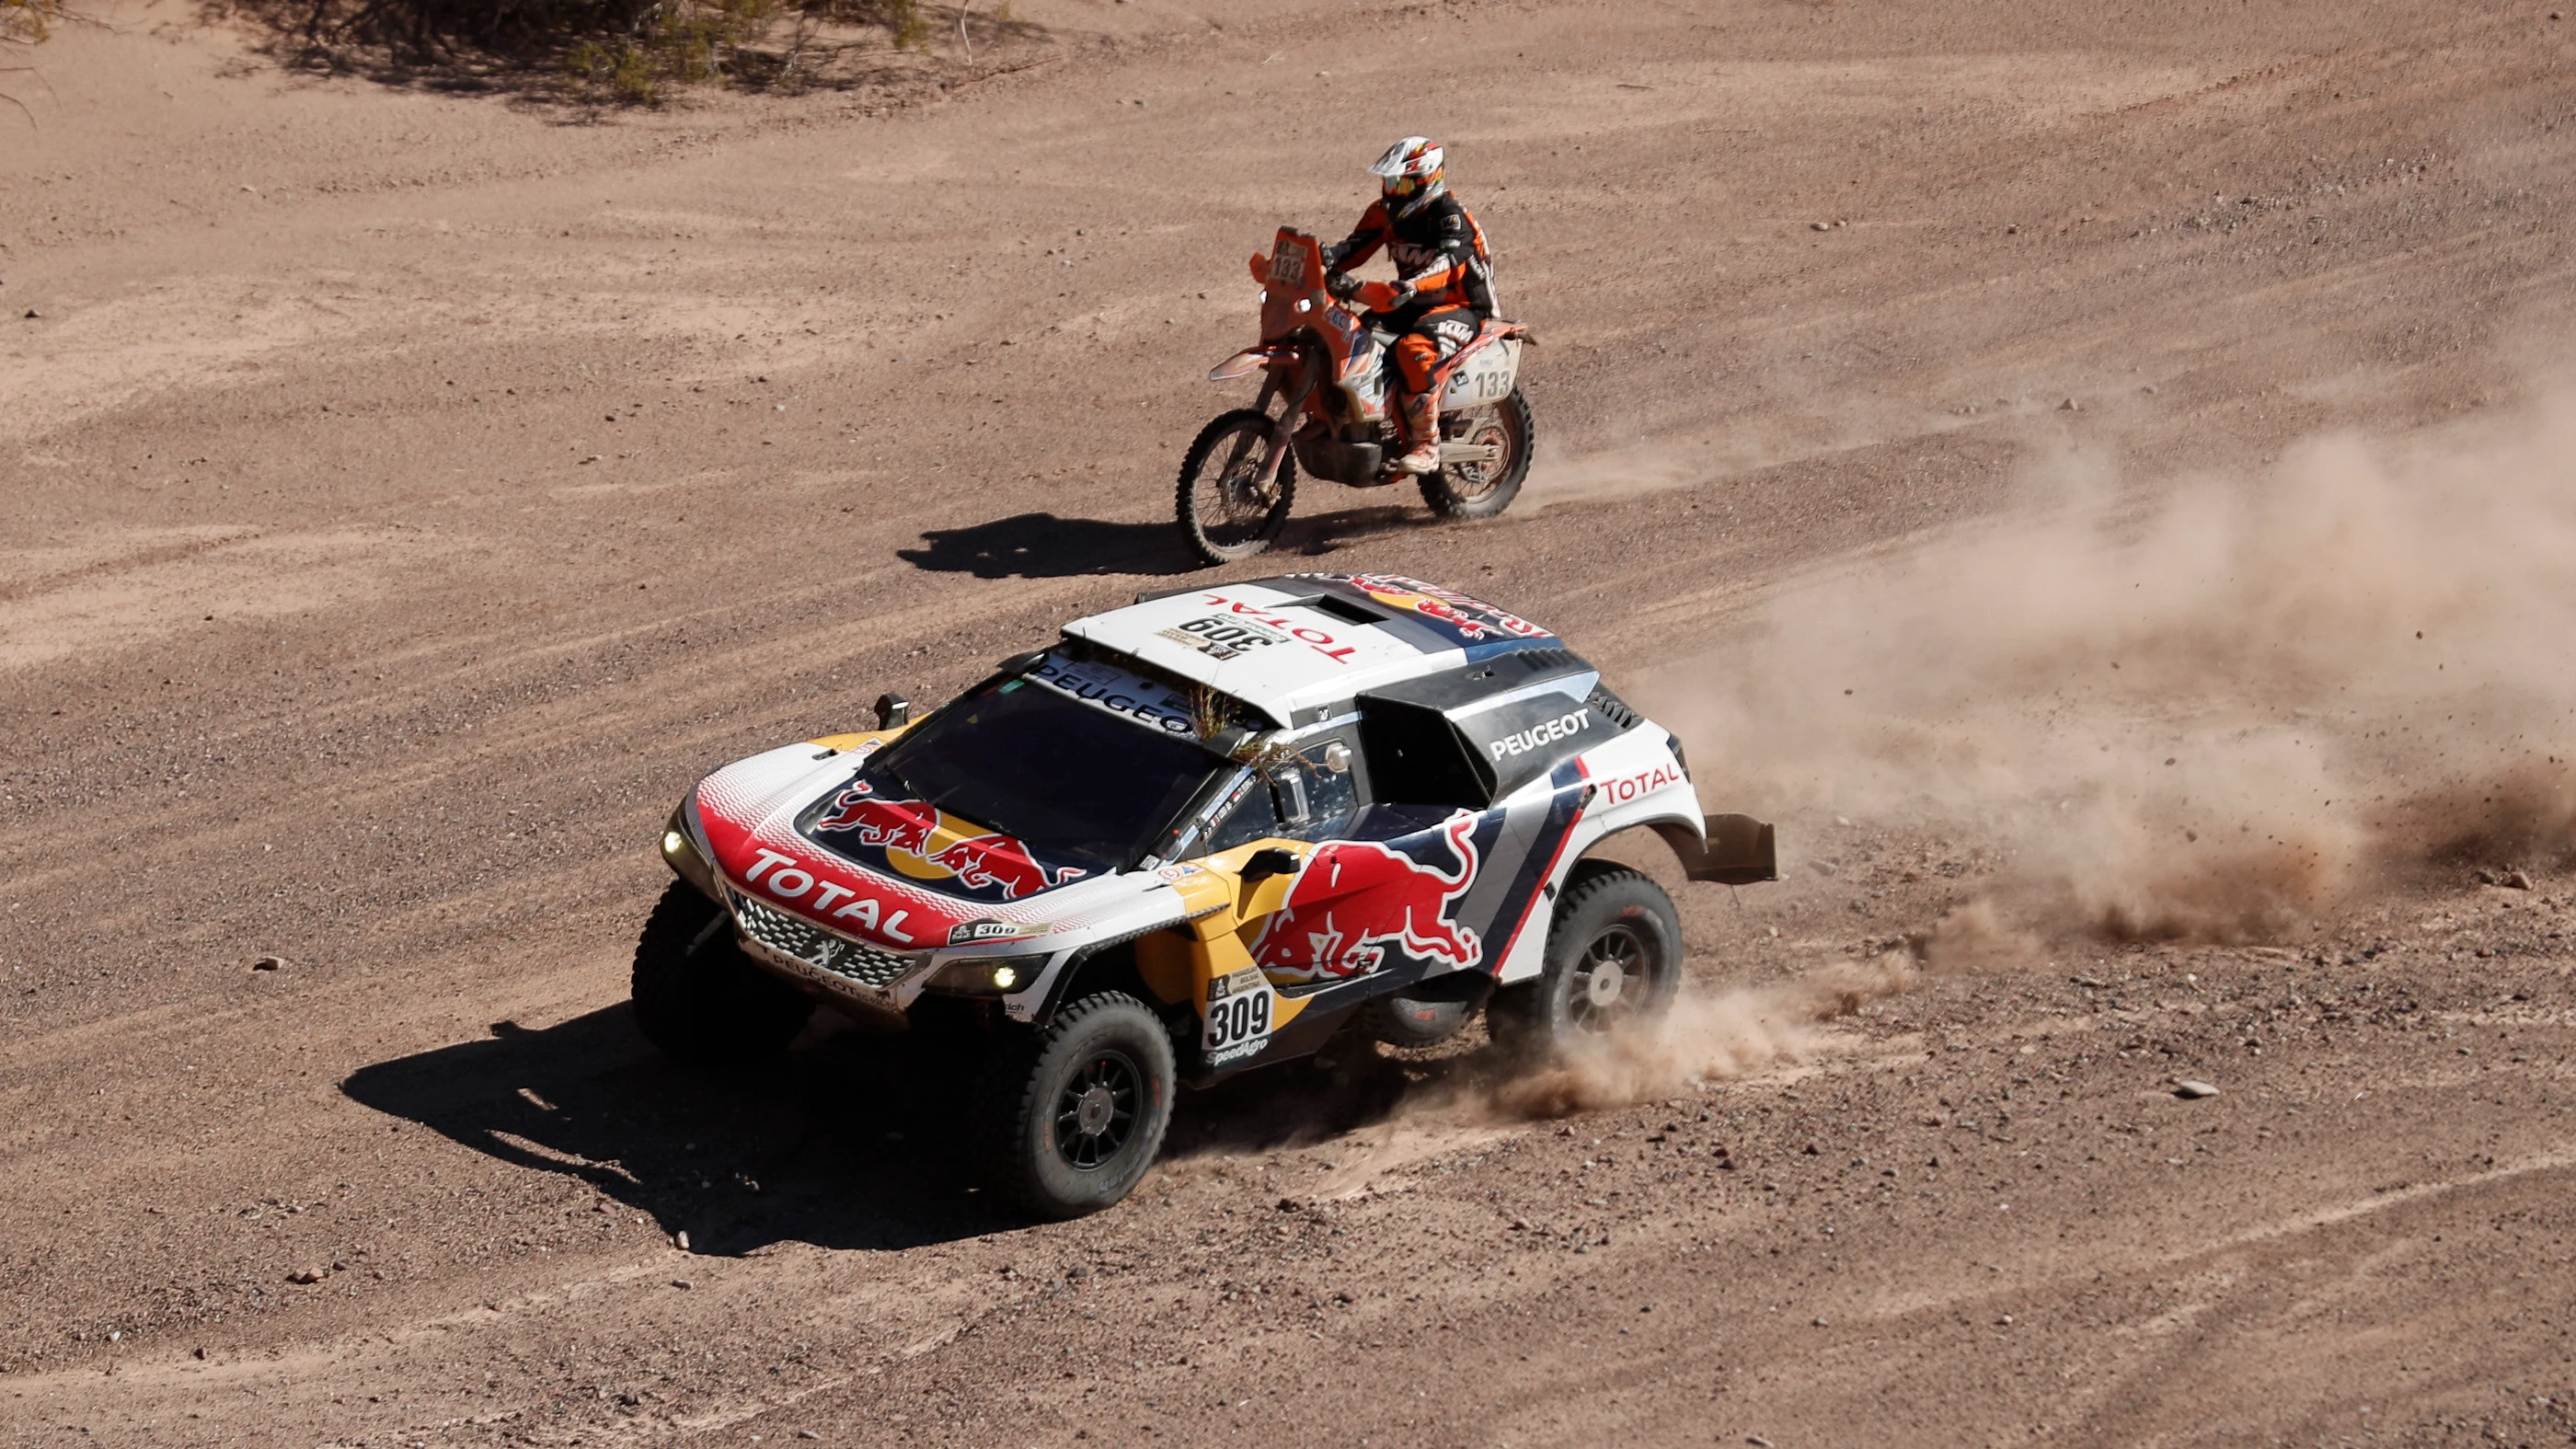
(1175, 226), (1535, 565)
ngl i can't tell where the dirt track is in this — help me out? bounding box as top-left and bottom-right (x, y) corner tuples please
(8, 2), (2576, 1444)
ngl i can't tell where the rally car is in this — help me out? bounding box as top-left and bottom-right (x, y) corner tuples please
(638, 574), (1777, 1218)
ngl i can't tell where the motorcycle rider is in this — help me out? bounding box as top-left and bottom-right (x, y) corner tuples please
(1322, 136), (1498, 477)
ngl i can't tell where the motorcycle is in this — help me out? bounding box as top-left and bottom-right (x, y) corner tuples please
(1175, 226), (1535, 565)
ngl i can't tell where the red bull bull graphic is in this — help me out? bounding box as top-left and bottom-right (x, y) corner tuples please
(812, 787), (937, 853)
(1250, 812), (1483, 983)
(806, 782), (1085, 903)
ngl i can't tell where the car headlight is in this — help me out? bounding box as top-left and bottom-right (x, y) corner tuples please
(660, 802), (719, 899)
(925, 958), (1031, 995)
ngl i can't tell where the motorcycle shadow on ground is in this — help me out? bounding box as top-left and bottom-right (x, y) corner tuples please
(340, 1009), (1455, 1252)
(896, 505), (1442, 580)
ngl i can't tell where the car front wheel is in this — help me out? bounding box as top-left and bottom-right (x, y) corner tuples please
(978, 992), (1177, 1219)
(630, 880), (813, 1066)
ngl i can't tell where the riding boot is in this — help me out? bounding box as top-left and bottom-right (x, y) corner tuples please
(1393, 389), (1442, 476)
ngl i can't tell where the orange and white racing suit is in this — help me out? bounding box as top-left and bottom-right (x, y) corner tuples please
(1323, 189), (1497, 461)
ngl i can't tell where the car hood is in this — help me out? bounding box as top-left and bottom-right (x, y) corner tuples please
(690, 742), (1177, 952)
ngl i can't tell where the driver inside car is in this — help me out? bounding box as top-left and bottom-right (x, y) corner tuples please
(1321, 136), (1499, 477)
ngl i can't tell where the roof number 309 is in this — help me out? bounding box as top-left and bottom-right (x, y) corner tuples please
(1178, 617), (1282, 650)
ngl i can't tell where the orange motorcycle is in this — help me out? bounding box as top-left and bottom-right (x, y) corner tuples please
(1176, 227), (1535, 564)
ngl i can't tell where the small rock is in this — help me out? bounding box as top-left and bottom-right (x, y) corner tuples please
(1749, 1439), (1776, 1448)
(672, 1278), (694, 1290)
(251, 956), (284, 972)
(799, 1434), (822, 1442)
(2173, 1080), (2220, 1099)
(1811, 221), (1831, 232)
(192, 1346), (206, 1360)
(1811, 1316), (1827, 1327)
(2058, 397), (2079, 411)
(287, 1267), (325, 1284)
(2004, 224), (2018, 235)
(1998, 1314), (2014, 1325)
(2502, 868), (2534, 890)
(24, 308), (40, 319)
(673, 1230), (690, 1251)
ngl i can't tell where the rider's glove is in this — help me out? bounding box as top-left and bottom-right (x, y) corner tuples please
(1325, 271), (1363, 302)
(1386, 278), (1419, 305)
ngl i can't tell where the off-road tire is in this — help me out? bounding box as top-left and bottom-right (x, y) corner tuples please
(630, 880), (813, 1067)
(1487, 862), (1682, 1058)
(1420, 385), (1534, 521)
(1177, 408), (1297, 566)
(976, 992), (1177, 1220)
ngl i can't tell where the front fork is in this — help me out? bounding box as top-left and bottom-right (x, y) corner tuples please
(1251, 360), (1317, 489)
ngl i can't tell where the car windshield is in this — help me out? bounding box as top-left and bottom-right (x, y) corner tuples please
(871, 673), (1224, 874)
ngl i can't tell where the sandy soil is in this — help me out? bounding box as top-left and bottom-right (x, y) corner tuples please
(6, 1), (2576, 1444)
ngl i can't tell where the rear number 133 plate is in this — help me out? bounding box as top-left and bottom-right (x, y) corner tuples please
(1203, 966), (1277, 1060)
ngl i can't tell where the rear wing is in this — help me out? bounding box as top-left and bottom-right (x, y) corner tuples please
(1655, 813), (1777, 885)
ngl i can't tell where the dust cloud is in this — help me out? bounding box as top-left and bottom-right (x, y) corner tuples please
(1651, 385), (2576, 942)
(1487, 952), (1918, 1118)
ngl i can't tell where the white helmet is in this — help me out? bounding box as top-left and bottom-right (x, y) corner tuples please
(1368, 136), (1446, 214)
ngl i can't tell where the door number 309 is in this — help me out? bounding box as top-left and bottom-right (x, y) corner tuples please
(1205, 987), (1272, 1050)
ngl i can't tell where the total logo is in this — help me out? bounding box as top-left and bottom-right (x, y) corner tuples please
(740, 847), (919, 944)
(1595, 762), (1685, 808)
(1194, 593), (1359, 663)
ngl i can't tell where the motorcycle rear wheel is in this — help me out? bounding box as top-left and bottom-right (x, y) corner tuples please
(1420, 386), (1535, 521)
(1177, 408), (1296, 566)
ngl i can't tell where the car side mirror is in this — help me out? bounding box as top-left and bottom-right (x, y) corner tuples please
(1241, 846), (1300, 881)
(1268, 766), (1311, 825)
(875, 693), (912, 729)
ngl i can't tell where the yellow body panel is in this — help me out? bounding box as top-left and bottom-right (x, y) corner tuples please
(806, 725), (910, 753)
(1158, 840), (1319, 1030)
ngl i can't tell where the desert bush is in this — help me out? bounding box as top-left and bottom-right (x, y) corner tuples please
(4, 0), (61, 45)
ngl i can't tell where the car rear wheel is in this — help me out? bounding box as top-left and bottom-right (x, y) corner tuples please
(1487, 863), (1682, 1057)
(978, 992), (1177, 1219)
(631, 880), (813, 1066)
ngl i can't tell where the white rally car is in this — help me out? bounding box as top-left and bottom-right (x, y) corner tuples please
(641, 574), (1775, 1217)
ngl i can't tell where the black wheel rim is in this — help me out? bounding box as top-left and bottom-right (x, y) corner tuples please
(1444, 413), (1513, 501)
(1191, 422), (1282, 549)
(1052, 1048), (1143, 1171)
(1566, 923), (1654, 1033)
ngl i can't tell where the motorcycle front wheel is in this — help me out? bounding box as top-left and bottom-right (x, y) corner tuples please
(1176, 408), (1296, 566)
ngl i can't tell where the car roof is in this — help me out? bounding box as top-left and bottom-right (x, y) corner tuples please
(1059, 574), (1583, 727)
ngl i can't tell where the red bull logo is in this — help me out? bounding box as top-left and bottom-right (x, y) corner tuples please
(1342, 574), (1549, 644)
(1251, 813), (1483, 981)
(812, 787), (937, 854)
(811, 784), (1082, 902)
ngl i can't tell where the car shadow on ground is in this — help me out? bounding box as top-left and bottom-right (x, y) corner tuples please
(342, 1009), (1448, 1252)
(342, 1009), (1016, 1256)
(895, 503), (1446, 580)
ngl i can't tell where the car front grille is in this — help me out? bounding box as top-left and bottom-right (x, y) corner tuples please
(729, 891), (914, 990)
